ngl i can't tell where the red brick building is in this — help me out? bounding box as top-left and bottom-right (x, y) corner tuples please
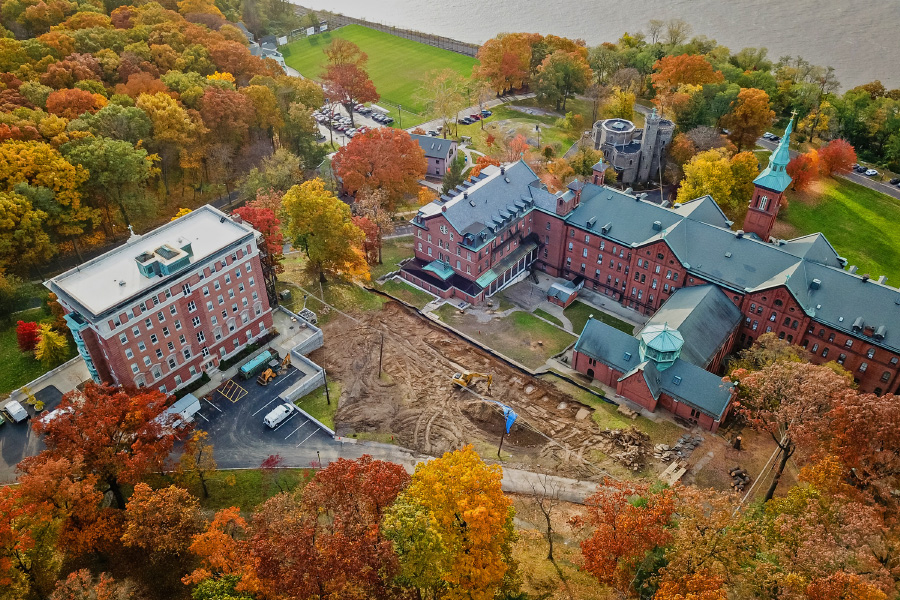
(46, 206), (274, 395)
(402, 120), (900, 398)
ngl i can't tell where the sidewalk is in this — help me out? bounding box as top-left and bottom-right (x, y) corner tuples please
(408, 92), (536, 136)
(530, 273), (649, 329)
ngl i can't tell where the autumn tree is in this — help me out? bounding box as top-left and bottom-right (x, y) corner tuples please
(16, 320), (40, 353)
(727, 332), (808, 373)
(604, 87), (636, 121)
(34, 324), (68, 367)
(787, 150), (819, 191)
(45, 89), (107, 120)
(421, 69), (467, 138)
(176, 431), (218, 499)
(730, 361), (854, 501)
(817, 139), (857, 176)
(676, 148), (758, 219)
(469, 155), (501, 178)
(184, 507), (260, 594)
(354, 187), (394, 264)
(334, 128), (426, 211)
(50, 569), (132, 600)
(232, 205), (283, 272)
(384, 445), (518, 600)
(122, 483), (203, 559)
(32, 383), (175, 509)
(534, 50), (593, 111)
(474, 33), (534, 94)
(250, 456), (409, 600)
(574, 479), (676, 597)
(651, 54), (724, 95)
(0, 191), (54, 274)
(719, 88), (775, 150)
(281, 178), (368, 282)
(321, 40), (378, 127)
(0, 484), (63, 600)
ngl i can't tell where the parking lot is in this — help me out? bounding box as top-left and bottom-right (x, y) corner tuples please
(193, 365), (340, 469)
(0, 386), (62, 483)
(314, 103), (396, 147)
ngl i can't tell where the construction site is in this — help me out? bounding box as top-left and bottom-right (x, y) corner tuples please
(310, 300), (696, 482)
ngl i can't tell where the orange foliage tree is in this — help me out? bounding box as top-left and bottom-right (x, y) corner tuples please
(719, 88), (775, 150)
(818, 139), (858, 176)
(121, 483), (203, 558)
(651, 54), (724, 94)
(184, 507), (260, 594)
(333, 128), (426, 211)
(32, 383), (176, 510)
(474, 33), (536, 94)
(469, 155), (501, 178)
(573, 479), (676, 597)
(45, 88), (106, 119)
(787, 150), (819, 191)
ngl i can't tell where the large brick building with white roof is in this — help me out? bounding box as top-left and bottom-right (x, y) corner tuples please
(46, 205), (274, 395)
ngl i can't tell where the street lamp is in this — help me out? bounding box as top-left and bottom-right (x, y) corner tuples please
(325, 96), (333, 147)
(536, 124), (541, 149)
(398, 104), (402, 128)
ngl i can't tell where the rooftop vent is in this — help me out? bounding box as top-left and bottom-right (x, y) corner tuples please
(624, 187), (633, 194)
(504, 177), (510, 183)
(878, 275), (887, 284)
(875, 325), (887, 340)
(500, 166), (505, 175)
(852, 316), (865, 332)
(607, 194), (613, 200)
(601, 222), (612, 234)
(849, 265), (858, 274)
(862, 274), (871, 282)
(623, 352), (632, 361)
(672, 375), (682, 386)
(652, 221), (662, 231)
(118, 280), (126, 287)
(810, 278), (822, 290)
(463, 192), (468, 199)
(469, 200), (476, 207)
(587, 216), (597, 228)
(725, 251), (732, 258)
(736, 230), (744, 239)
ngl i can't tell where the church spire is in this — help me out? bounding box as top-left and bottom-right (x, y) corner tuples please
(742, 113), (795, 242)
(752, 112), (795, 193)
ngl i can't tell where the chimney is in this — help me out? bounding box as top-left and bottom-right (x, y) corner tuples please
(810, 278), (822, 290)
(849, 266), (858, 274)
(652, 221), (662, 231)
(463, 192), (468, 199)
(736, 230), (744, 239)
(500, 165), (505, 175)
(862, 274), (870, 282)
(877, 275), (887, 285)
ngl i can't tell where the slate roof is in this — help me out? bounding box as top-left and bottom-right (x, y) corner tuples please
(575, 317), (733, 419)
(645, 285), (742, 367)
(410, 134), (455, 159)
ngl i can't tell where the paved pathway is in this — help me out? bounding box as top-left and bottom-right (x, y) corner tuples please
(408, 92), (537, 136)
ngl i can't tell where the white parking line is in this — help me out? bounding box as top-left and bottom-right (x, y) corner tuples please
(205, 399), (223, 413)
(284, 419), (311, 440)
(296, 430), (318, 447)
(196, 412), (210, 422)
(252, 397), (281, 416)
(272, 412), (298, 431)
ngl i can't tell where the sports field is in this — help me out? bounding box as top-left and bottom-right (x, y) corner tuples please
(280, 24), (478, 117)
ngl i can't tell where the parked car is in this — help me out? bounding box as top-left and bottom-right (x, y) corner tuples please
(459, 117), (473, 125)
(865, 169), (879, 176)
(372, 113), (385, 122)
(263, 403), (296, 429)
(889, 178), (900, 185)
(427, 130), (439, 136)
(469, 114), (482, 121)
(762, 132), (775, 139)
(383, 116), (394, 124)
(855, 165), (867, 173)
(2, 400), (28, 423)
(769, 135), (780, 142)
(481, 109), (492, 117)
(354, 103), (364, 111)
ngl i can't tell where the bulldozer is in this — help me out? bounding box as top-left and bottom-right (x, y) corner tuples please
(257, 354), (292, 386)
(452, 371), (492, 392)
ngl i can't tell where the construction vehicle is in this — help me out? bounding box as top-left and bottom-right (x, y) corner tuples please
(257, 353), (292, 386)
(452, 372), (492, 391)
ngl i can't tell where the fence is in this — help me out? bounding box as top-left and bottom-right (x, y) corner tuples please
(287, 5), (479, 57)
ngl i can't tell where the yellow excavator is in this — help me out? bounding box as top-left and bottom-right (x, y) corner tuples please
(257, 354), (292, 386)
(452, 371), (493, 392)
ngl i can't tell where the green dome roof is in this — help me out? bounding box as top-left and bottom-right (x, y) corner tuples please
(640, 323), (684, 353)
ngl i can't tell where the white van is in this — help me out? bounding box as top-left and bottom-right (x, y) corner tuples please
(263, 403), (295, 429)
(3, 400), (29, 423)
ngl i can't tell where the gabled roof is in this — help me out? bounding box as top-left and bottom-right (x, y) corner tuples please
(644, 285), (742, 367)
(409, 134), (456, 159)
(574, 317), (640, 373)
(779, 233), (843, 267)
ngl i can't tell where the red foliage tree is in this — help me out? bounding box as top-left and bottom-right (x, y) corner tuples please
(32, 383), (175, 510)
(353, 215), (379, 265)
(321, 40), (378, 127)
(45, 88), (106, 119)
(117, 72), (169, 98)
(787, 150), (819, 191)
(249, 455), (410, 600)
(818, 139), (858, 176)
(199, 86), (255, 144)
(333, 128), (426, 211)
(232, 205), (283, 271)
(573, 479), (676, 597)
(16, 321), (40, 353)
(469, 155), (501, 178)
(0, 124), (40, 142)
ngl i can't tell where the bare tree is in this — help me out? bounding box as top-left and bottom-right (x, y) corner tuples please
(665, 18), (692, 46)
(532, 474), (562, 561)
(646, 19), (664, 44)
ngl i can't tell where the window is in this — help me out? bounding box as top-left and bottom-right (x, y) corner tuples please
(752, 320), (758, 331)
(168, 357), (177, 369)
(201, 347), (210, 357)
(252, 291), (258, 300)
(162, 326), (170, 337)
(170, 305), (177, 316)
(837, 353), (847, 365)
(859, 362), (868, 372)
(179, 334), (186, 345)
(150, 334), (158, 344)
(214, 281), (220, 290)
(144, 318), (152, 328)
(164, 289), (172, 299)
(867, 348), (876, 359)
(187, 301), (196, 312)
(174, 320), (182, 331)
(167, 341), (175, 351)
(892, 357), (899, 365)
(822, 348), (829, 357)
(156, 349), (163, 359)
(812, 343), (819, 353)
(218, 295), (224, 305)
(174, 375), (182, 385)
(119, 333), (128, 343)
(125, 348), (134, 359)
(202, 286), (209, 296)
(845, 339), (853, 348)
(158, 311), (166, 322)
(182, 283), (191, 295)
(152, 367), (161, 380)
(131, 364), (139, 374)
(143, 356), (151, 367)
(881, 371), (891, 382)
(197, 331), (205, 343)
(183, 348), (191, 360)
(828, 333), (835, 342)
(655, 265), (661, 274)
(249, 277), (255, 287)
(769, 312), (777, 322)
(132, 326), (141, 337)
(666, 270), (672, 279)
(228, 289), (235, 299)
(568, 242), (573, 251)
(582, 248), (588, 258)
(206, 301), (213, 311)
(225, 274), (231, 284)
(191, 316), (201, 327)
(232, 303), (238, 314)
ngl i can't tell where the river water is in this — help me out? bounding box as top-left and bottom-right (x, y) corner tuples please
(292, 0), (899, 90)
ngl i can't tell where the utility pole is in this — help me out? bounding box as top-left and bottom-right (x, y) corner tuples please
(398, 104), (402, 128)
(378, 332), (384, 375)
(323, 370), (331, 405)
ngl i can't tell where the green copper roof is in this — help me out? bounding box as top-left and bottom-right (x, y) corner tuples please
(640, 323), (684, 353)
(753, 117), (794, 193)
(475, 269), (498, 288)
(422, 260), (455, 281)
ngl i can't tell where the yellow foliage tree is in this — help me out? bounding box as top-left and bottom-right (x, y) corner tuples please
(207, 70), (235, 84)
(676, 148), (759, 220)
(171, 207), (192, 220)
(383, 445), (518, 600)
(34, 323), (68, 368)
(281, 178), (369, 283)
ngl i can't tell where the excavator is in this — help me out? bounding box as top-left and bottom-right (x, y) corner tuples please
(452, 371), (493, 392)
(257, 354), (292, 386)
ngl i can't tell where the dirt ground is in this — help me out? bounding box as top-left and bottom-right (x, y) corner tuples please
(314, 301), (662, 481)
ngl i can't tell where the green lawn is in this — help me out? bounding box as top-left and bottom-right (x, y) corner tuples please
(780, 177), (900, 284)
(436, 306), (576, 370)
(369, 236), (415, 280)
(378, 279), (434, 308)
(294, 381), (340, 429)
(564, 301), (635, 336)
(0, 308), (78, 395)
(145, 468), (313, 511)
(533, 308), (564, 328)
(280, 24), (478, 119)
